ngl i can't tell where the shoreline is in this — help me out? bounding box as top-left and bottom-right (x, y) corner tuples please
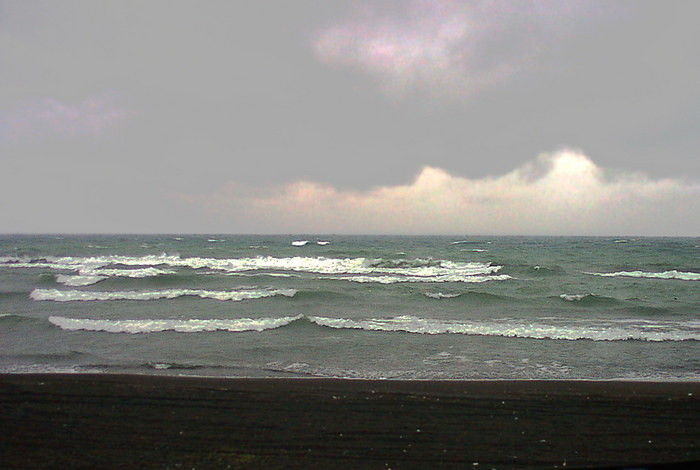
(6, 370), (700, 382)
(3, 374), (699, 469)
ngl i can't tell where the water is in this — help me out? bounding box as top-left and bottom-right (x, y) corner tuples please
(1, 235), (699, 380)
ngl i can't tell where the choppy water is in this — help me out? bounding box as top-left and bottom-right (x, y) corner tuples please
(1, 235), (699, 380)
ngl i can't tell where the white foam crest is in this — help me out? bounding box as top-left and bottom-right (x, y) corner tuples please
(424, 292), (462, 299)
(196, 255), (504, 279)
(4, 253), (506, 280)
(585, 270), (700, 281)
(30, 288), (297, 302)
(307, 315), (700, 341)
(0, 261), (92, 270)
(330, 274), (512, 284)
(48, 314), (304, 334)
(84, 267), (177, 278)
(291, 240), (309, 246)
(55, 275), (108, 286)
(560, 293), (592, 301)
(0, 254), (176, 272)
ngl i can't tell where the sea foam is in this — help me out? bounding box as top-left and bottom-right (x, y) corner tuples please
(48, 314), (303, 333)
(424, 292), (462, 299)
(30, 288), (297, 302)
(585, 270), (700, 281)
(331, 273), (511, 284)
(1, 253), (508, 283)
(307, 315), (700, 341)
(55, 275), (109, 287)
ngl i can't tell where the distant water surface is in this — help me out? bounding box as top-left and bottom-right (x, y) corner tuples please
(1, 235), (698, 380)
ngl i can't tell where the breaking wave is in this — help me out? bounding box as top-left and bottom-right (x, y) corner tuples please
(424, 292), (462, 299)
(30, 288), (297, 302)
(48, 315), (304, 333)
(327, 273), (511, 284)
(1, 254), (508, 283)
(55, 267), (178, 286)
(585, 270), (700, 281)
(307, 315), (700, 341)
(42, 311), (700, 341)
(55, 275), (108, 287)
(558, 293), (618, 304)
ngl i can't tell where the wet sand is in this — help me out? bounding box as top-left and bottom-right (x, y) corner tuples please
(2, 374), (699, 469)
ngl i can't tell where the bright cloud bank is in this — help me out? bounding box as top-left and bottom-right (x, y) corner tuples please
(197, 150), (700, 235)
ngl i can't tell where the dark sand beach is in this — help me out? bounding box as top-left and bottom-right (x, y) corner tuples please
(2, 374), (699, 469)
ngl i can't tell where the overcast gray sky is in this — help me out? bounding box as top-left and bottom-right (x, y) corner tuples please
(1, 0), (698, 235)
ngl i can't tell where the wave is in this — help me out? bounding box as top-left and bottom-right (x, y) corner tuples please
(307, 315), (700, 341)
(327, 273), (511, 284)
(1, 254), (508, 283)
(30, 287), (297, 302)
(48, 314), (303, 333)
(560, 293), (591, 302)
(1, 256), (177, 285)
(532, 265), (565, 275)
(55, 275), (108, 286)
(424, 292), (462, 299)
(585, 270), (700, 281)
(42, 311), (700, 341)
(423, 291), (510, 303)
(54, 267), (178, 286)
(558, 293), (618, 304)
(85, 267), (177, 278)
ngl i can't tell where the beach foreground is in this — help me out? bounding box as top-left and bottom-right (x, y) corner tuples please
(2, 375), (699, 469)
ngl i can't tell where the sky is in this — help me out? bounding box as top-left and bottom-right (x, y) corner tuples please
(1, 0), (699, 235)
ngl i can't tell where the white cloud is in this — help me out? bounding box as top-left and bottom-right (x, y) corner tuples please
(1, 94), (127, 143)
(192, 150), (700, 235)
(314, 0), (597, 98)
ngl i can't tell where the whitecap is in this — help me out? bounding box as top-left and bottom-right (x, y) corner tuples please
(307, 315), (700, 341)
(291, 240), (309, 246)
(330, 274), (512, 284)
(585, 270), (700, 281)
(424, 292), (462, 299)
(4, 253), (510, 282)
(82, 267), (177, 278)
(560, 293), (592, 301)
(55, 275), (108, 287)
(48, 314), (304, 334)
(30, 288), (297, 302)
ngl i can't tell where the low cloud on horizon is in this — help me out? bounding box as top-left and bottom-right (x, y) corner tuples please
(189, 149), (700, 236)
